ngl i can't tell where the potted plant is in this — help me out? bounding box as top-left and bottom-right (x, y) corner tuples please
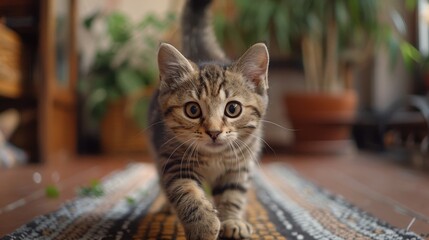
(80, 11), (175, 154)
(215, 0), (421, 153)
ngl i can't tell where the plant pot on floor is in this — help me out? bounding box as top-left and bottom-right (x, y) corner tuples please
(100, 98), (149, 154)
(284, 90), (358, 154)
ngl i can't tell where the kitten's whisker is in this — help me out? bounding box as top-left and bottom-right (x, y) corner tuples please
(235, 138), (260, 171)
(227, 141), (240, 182)
(193, 141), (201, 169)
(130, 120), (164, 139)
(235, 138), (256, 161)
(191, 140), (200, 179)
(186, 140), (199, 180)
(235, 138), (270, 181)
(159, 133), (187, 149)
(180, 139), (195, 179)
(162, 138), (194, 175)
(260, 119), (295, 132)
(188, 140), (198, 178)
(248, 133), (277, 156)
(231, 140), (247, 182)
(170, 140), (194, 204)
(189, 140), (197, 178)
(235, 139), (254, 182)
(141, 120), (164, 132)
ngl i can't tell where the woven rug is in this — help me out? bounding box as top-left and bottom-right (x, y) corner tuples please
(3, 163), (422, 240)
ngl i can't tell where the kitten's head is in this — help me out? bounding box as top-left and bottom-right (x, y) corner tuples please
(157, 43), (269, 153)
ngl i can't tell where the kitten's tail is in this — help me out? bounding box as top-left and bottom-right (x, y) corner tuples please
(181, 0), (228, 63)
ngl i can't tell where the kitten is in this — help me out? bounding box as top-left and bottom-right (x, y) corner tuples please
(148, 0), (269, 239)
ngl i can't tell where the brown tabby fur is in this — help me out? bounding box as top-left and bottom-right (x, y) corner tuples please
(148, 0), (269, 239)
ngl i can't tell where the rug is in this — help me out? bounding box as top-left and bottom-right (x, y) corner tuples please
(2, 163), (423, 240)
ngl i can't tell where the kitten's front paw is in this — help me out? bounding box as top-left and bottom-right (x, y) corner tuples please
(185, 214), (220, 240)
(219, 219), (253, 239)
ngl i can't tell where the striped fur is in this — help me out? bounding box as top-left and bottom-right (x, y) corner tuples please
(148, 0), (269, 239)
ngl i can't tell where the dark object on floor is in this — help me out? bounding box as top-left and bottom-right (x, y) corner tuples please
(354, 95), (429, 168)
(381, 95), (429, 169)
(2, 163), (423, 239)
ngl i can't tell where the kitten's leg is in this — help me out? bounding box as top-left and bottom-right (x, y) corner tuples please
(213, 173), (252, 239)
(162, 172), (220, 240)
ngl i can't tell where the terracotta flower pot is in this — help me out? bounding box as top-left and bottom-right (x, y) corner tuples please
(100, 98), (149, 154)
(284, 90), (358, 154)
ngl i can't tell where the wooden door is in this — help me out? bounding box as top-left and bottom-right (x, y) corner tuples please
(39, 0), (77, 162)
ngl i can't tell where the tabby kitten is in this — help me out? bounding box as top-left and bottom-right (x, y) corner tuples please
(148, 0), (269, 239)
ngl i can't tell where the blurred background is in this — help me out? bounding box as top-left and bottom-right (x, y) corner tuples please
(0, 0), (429, 169)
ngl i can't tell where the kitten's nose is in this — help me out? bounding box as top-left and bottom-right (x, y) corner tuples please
(206, 131), (221, 141)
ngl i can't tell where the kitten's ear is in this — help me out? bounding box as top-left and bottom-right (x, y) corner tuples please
(234, 43), (269, 92)
(157, 43), (194, 89)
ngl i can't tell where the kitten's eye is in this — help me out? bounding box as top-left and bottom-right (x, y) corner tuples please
(225, 101), (242, 118)
(184, 102), (201, 119)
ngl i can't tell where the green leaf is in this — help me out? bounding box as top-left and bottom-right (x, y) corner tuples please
(117, 68), (143, 94)
(256, 1), (275, 42)
(214, 13), (227, 47)
(405, 0), (417, 11)
(166, 11), (176, 22)
(86, 87), (108, 120)
(347, 0), (360, 25)
(93, 51), (115, 70)
(273, 8), (290, 51)
(83, 12), (99, 29)
(106, 86), (121, 101)
(78, 78), (90, 94)
(202, 181), (212, 195)
(400, 42), (422, 69)
(126, 196), (136, 205)
(388, 35), (400, 68)
(143, 35), (157, 49)
(306, 13), (322, 38)
(137, 14), (156, 30)
(45, 185), (60, 199)
(78, 180), (104, 197)
(107, 12), (131, 43)
(335, 1), (349, 30)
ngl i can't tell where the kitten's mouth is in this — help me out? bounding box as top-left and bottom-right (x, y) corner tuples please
(206, 142), (225, 148)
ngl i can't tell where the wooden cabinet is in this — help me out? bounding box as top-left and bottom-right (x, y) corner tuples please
(0, 0), (77, 163)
